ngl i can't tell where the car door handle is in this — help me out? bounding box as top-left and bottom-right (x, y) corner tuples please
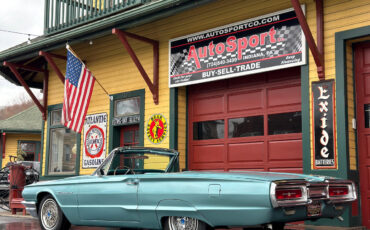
(125, 179), (139, 185)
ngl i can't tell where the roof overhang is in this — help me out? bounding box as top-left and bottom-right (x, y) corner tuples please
(0, 0), (214, 88)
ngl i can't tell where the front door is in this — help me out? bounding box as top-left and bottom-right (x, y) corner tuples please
(77, 175), (139, 223)
(355, 42), (370, 228)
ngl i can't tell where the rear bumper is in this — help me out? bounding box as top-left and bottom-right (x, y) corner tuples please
(21, 201), (37, 218)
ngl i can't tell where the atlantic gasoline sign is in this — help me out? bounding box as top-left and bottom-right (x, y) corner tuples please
(147, 114), (168, 144)
(83, 113), (107, 168)
(169, 7), (306, 87)
(312, 80), (337, 169)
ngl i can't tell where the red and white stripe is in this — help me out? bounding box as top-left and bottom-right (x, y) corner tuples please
(62, 67), (95, 133)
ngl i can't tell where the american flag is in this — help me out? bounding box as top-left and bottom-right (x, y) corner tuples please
(62, 46), (95, 133)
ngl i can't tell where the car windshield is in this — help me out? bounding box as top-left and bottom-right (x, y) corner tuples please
(94, 149), (176, 176)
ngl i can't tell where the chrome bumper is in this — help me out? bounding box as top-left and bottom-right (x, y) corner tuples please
(21, 201), (38, 218)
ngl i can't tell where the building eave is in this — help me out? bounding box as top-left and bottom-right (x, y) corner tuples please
(0, 0), (213, 63)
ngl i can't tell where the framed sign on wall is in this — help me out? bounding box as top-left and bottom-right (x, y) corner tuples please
(311, 80), (337, 169)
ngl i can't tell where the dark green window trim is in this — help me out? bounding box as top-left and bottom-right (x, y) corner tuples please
(0, 132), (3, 168)
(350, 45), (360, 181)
(170, 88), (179, 172)
(40, 120), (44, 176)
(169, 88), (178, 150)
(301, 63), (311, 176)
(42, 104), (81, 178)
(109, 89), (145, 152)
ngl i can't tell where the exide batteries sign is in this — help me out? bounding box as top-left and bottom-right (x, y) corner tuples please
(169, 7), (306, 87)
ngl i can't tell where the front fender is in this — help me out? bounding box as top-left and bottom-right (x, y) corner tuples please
(23, 185), (79, 225)
(155, 199), (212, 227)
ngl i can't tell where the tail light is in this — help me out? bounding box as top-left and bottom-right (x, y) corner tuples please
(270, 181), (308, 207)
(327, 181), (357, 203)
(329, 186), (349, 196)
(276, 188), (302, 200)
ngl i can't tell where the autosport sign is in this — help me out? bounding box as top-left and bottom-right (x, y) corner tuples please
(169, 7), (306, 87)
(83, 113), (107, 168)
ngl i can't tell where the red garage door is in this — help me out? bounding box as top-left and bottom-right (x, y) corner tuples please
(188, 67), (302, 173)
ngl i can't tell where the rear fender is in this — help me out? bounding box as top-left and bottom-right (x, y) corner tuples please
(155, 199), (212, 227)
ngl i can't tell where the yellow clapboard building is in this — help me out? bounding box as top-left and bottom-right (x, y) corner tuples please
(1, 0), (370, 228)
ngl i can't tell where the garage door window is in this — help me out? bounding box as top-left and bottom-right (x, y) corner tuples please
(228, 116), (264, 138)
(365, 104), (370, 128)
(268, 111), (301, 135)
(193, 120), (224, 140)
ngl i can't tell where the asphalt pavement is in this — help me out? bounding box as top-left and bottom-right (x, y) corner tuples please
(0, 212), (366, 230)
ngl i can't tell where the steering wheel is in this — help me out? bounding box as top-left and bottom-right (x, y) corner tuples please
(113, 166), (134, 175)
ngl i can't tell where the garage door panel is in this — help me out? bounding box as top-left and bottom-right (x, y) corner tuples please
(190, 163), (225, 171)
(269, 168), (303, 174)
(366, 135), (370, 158)
(267, 85), (301, 107)
(268, 139), (302, 161)
(192, 144), (224, 163)
(267, 68), (300, 82)
(229, 168), (265, 172)
(192, 95), (224, 116)
(228, 142), (264, 162)
(227, 90), (263, 112)
(364, 74), (370, 96)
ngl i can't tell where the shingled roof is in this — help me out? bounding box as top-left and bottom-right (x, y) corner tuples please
(0, 106), (42, 133)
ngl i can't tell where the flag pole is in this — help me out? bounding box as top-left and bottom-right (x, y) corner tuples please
(66, 44), (112, 100)
(94, 77), (111, 100)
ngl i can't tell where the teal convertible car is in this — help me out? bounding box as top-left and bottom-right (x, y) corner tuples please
(22, 147), (356, 230)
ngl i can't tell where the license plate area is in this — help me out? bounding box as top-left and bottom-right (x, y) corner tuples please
(307, 202), (322, 217)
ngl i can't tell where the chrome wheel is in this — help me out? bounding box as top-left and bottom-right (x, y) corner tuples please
(40, 198), (59, 230)
(168, 216), (199, 230)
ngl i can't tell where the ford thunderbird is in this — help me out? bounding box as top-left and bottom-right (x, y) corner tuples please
(22, 147), (357, 230)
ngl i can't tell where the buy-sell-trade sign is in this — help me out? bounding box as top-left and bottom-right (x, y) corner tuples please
(169, 6), (306, 87)
(312, 80), (337, 169)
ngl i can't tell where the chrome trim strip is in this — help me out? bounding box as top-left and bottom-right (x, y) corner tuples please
(21, 201), (38, 218)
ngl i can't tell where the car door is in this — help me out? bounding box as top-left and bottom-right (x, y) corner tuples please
(77, 174), (139, 222)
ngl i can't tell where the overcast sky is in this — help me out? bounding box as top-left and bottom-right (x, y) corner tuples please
(0, 0), (44, 107)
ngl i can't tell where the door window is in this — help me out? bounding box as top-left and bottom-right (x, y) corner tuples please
(120, 125), (139, 147)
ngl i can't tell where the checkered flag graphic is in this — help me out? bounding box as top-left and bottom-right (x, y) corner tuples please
(170, 25), (303, 76)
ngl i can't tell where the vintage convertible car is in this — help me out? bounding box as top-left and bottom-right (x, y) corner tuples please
(22, 147), (356, 230)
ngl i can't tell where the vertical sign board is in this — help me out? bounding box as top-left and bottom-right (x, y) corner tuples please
(83, 113), (108, 168)
(312, 80), (337, 169)
(169, 7), (306, 87)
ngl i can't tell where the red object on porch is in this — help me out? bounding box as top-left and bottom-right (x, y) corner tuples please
(9, 164), (26, 215)
(1, 133), (5, 159)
